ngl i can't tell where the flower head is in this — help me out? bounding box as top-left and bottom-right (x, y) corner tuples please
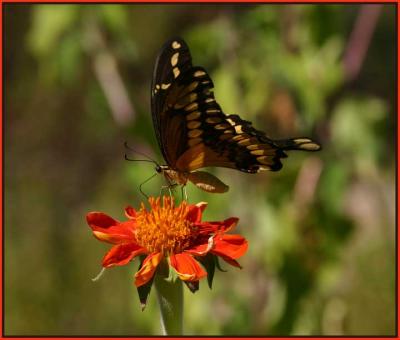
(86, 196), (248, 291)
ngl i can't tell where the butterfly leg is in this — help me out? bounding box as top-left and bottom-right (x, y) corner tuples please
(167, 183), (178, 198)
(161, 184), (176, 197)
(160, 179), (177, 198)
(159, 185), (170, 196)
(139, 173), (157, 199)
(140, 187), (149, 200)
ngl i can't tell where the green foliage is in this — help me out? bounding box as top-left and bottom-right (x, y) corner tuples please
(5, 3), (395, 336)
(331, 96), (387, 167)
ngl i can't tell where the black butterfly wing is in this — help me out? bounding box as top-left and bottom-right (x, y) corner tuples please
(151, 37), (193, 167)
(175, 110), (321, 173)
(151, 37), (321, 172)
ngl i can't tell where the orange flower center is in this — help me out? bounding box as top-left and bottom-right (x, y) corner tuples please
(134, 196), (198, 255)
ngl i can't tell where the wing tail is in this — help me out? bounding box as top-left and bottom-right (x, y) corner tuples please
(275, 138), (321, 152)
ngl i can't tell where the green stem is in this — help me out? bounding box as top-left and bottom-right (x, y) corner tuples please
(154, 274), (183, 335)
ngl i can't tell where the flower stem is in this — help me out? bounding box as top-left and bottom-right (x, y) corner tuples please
(154, 274), (183, 335)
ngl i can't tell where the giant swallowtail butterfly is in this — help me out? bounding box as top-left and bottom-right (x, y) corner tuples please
(151, 37), (321, 193)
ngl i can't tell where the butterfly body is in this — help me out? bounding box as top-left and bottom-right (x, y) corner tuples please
(157, 166), (188, 186)
(156, 165), (229, 193)
(150, 37), (321, 193)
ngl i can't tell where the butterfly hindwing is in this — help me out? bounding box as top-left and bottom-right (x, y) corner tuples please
(177, 111), (288, 173)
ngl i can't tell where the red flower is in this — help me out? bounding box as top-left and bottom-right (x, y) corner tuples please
(86, 196), (248, 288)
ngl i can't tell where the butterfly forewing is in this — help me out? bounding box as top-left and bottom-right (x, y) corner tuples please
(151, 38), (193, 166)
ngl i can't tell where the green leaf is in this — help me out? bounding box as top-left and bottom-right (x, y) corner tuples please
(137, 277), (154, 311)
(184, 280), (199, 293)
(99, 5), (129, 34)
(215, 255), (227, 273)
(28, 5), (79, 57)
(199, 254), (216, 289)
(136, 257), (154, 311)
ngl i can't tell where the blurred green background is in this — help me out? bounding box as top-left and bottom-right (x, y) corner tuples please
(4, 4), (396, 336)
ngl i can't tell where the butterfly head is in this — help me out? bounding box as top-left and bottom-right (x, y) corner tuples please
(155, 165), (170, 174)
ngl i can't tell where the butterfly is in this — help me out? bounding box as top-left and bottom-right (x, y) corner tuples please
(150, 37), (321, 193)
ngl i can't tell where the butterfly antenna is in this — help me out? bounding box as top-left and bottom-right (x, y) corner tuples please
(139, 172), (158, 199)
(124, 154), (157, 164)
(124, 142), (159, 165)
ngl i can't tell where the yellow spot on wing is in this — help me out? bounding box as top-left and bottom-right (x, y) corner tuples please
(206, 117), (222, 124)
(250, 149), (271, 156)
(238, 138), (252, 146)
(171, 52), (179, 67)
(300, 142), (321, 151)
(188, 129), (203, 138)
(194, 70), (206, 77)
(161, 83), (171, 90)
(257, 156), (272, 165)
(247, 144), (274, 151)
(173, 67), (180, 78)
(187, 121), (201, 129)
(246, 144), (259, 150)
(186, 111), (201, 120)
(185, 103), (198, 112)
(231, 135), (245, 141)
(172, 41), (181, 49)
(294, 138), (312, 143)
(234, 125), (244, 134)
(206, 109), (220, 114)
(214, 124), (230, 130)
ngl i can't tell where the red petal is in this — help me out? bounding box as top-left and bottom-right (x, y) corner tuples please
(220, 257), (242, 268)
(125, 206), (137, 219)
(135, 252), (163, 287)
(185, 244), (210, 256)
(185, 236), (214, 256)
(221, 217), (239, 232)
(87, 212), (136, 244)
(186, 203), (205, 223)
(87, 212), (119, 228)
(169, 253), (207, 281)
(196, 201), (208, 212)
(102, 243), (145, 267)
(212, 234), (248, 259)
(197, 217), (239, 235)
